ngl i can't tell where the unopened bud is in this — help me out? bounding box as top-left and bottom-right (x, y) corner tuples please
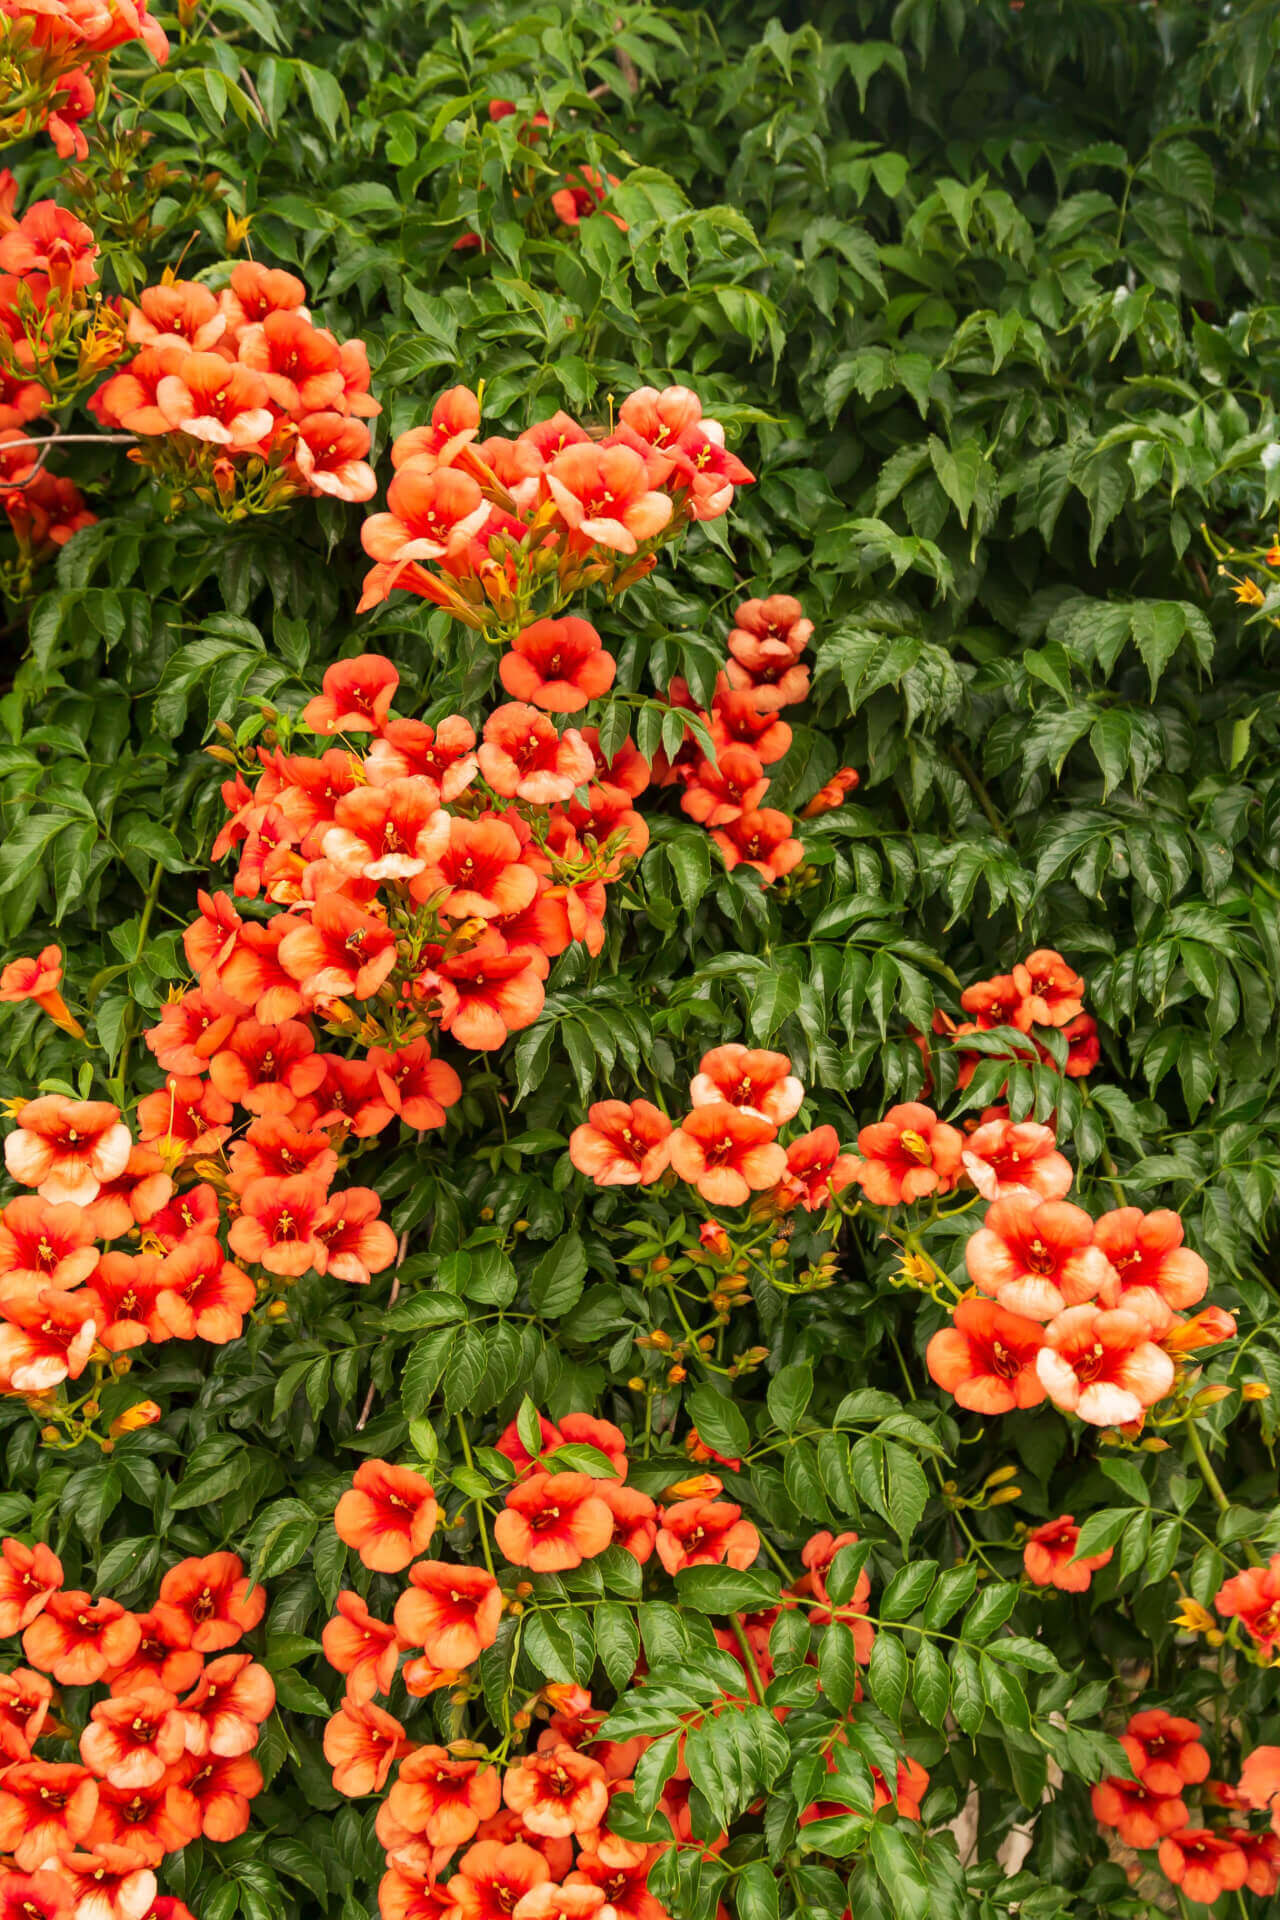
(770, 1238), (790, 1258)
(648, 1329), (672, 1351)
(667, 1364), (687, 1384)
(627, 1376), (645, 1392)
(480, 1207), (494, 1221)
(984, 1464), (1020, 1487)
(1192, 1384), (1232, 1410)
(40, 1426), (60, 1445)
(266, 1299), (289, 1320)
(110, 1400), (161, 1436)
(81, 1400), (100, 1418)
(111, 1355), (133, 1376)
(1242, 1380), (1270, 1402)
(987, 1485), (1021, 1507)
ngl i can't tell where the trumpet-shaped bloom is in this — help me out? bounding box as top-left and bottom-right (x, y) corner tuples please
(393, 1562), (503, 1670)
(499, 619), (615, 713)
(503, 1745), (608, 1839)
(567, 1100), (672, 1186)
(4, 1097), (131, 1206)
(493, 1473), (614, 1572)
(1036, 1304), (1175, 1426)
(655, 1498), (759, 1575)
(667, 1103), (786, 1208)
(323, 1698), (410, 1797)
(153, 1553), (264, 1653)
(689, 1044), (803, 1126)
(386, 1748), (502, 1848)
(334, 1459), (439, 1572)
(226, 1175), (327, 1276)
(478, 707), (595, 806)
(1093, 1207), (1209, 1331)
(543, 443), (671, 554)
(966, 1194), (1116, 1322)
(926, 1297), (1047, 1414)
(1022, 1514), (1112, 1592)
(322, 1593), (400, 1707)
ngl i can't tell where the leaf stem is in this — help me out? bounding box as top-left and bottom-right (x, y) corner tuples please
(456, 1415), (497, 1579)
(727, 1611), (766, 1703)
(1184, 1417), (1262, 1567)
(948, 744), (1010, 843)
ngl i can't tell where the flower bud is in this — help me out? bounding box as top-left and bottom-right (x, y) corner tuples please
(665, 1473), (723, 1499)
(1242, 1380), (1270, 1401)
(666, 1364), (687, 1384)
(1191, 1384), (1233, 1410)
(986, 1485), (1022, 1507)
(110, 1400), (162, 1436)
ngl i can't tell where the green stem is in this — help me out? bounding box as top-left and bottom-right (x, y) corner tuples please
(1237, 855), (1280, 903)
(1184, 1418), (1262, 1568)
(456, 1415), (497, 1578)
(727, 1612), (767, 1704)
(759, 1533), (797, 1585)
(114, 860), (166, 1095)
(948, 744), (1009, 843)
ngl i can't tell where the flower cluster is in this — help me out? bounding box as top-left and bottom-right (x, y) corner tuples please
(0, 1084), (279, 1439)
(0, 0), (167, 160)
(0, 183), (104, 593)
(138, 648), (651, 1219)
(652, 594), (853, 884)
(919, 1170), (1233, 1432)
(1092, 1709), (1279, 1904)
(818, 948), (1237, 1434)
(321, 1416), (917, 1920)
(0, 1537), (272, 1917)
(1, 185), (121, 414)
(926, 946), (1100, 1089)
(91, 261), (379, 518)
(452, 101), (625, 255)
(0, 433), (93, 595)
(568, 1044), (856, 1212)
(356, 382), (753, 628)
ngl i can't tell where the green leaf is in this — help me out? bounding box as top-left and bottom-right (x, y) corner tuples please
(686, 1385), (750, 1461)
(912, 1638), (950, 1727)
(595, 1601), (640, 1690)
(866, 1631), (908, 1722)
(766, 1361), (814, 1435)
(674, 1566), (781, 1613)
(880, 1559), (938, 1621)
(869, 1824), (931, 1920)
(529, 1231), (588, 1318)
(817, 1620), (859, 1713)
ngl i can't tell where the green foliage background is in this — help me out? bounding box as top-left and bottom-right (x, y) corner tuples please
(5, 2), (1280, 1916)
